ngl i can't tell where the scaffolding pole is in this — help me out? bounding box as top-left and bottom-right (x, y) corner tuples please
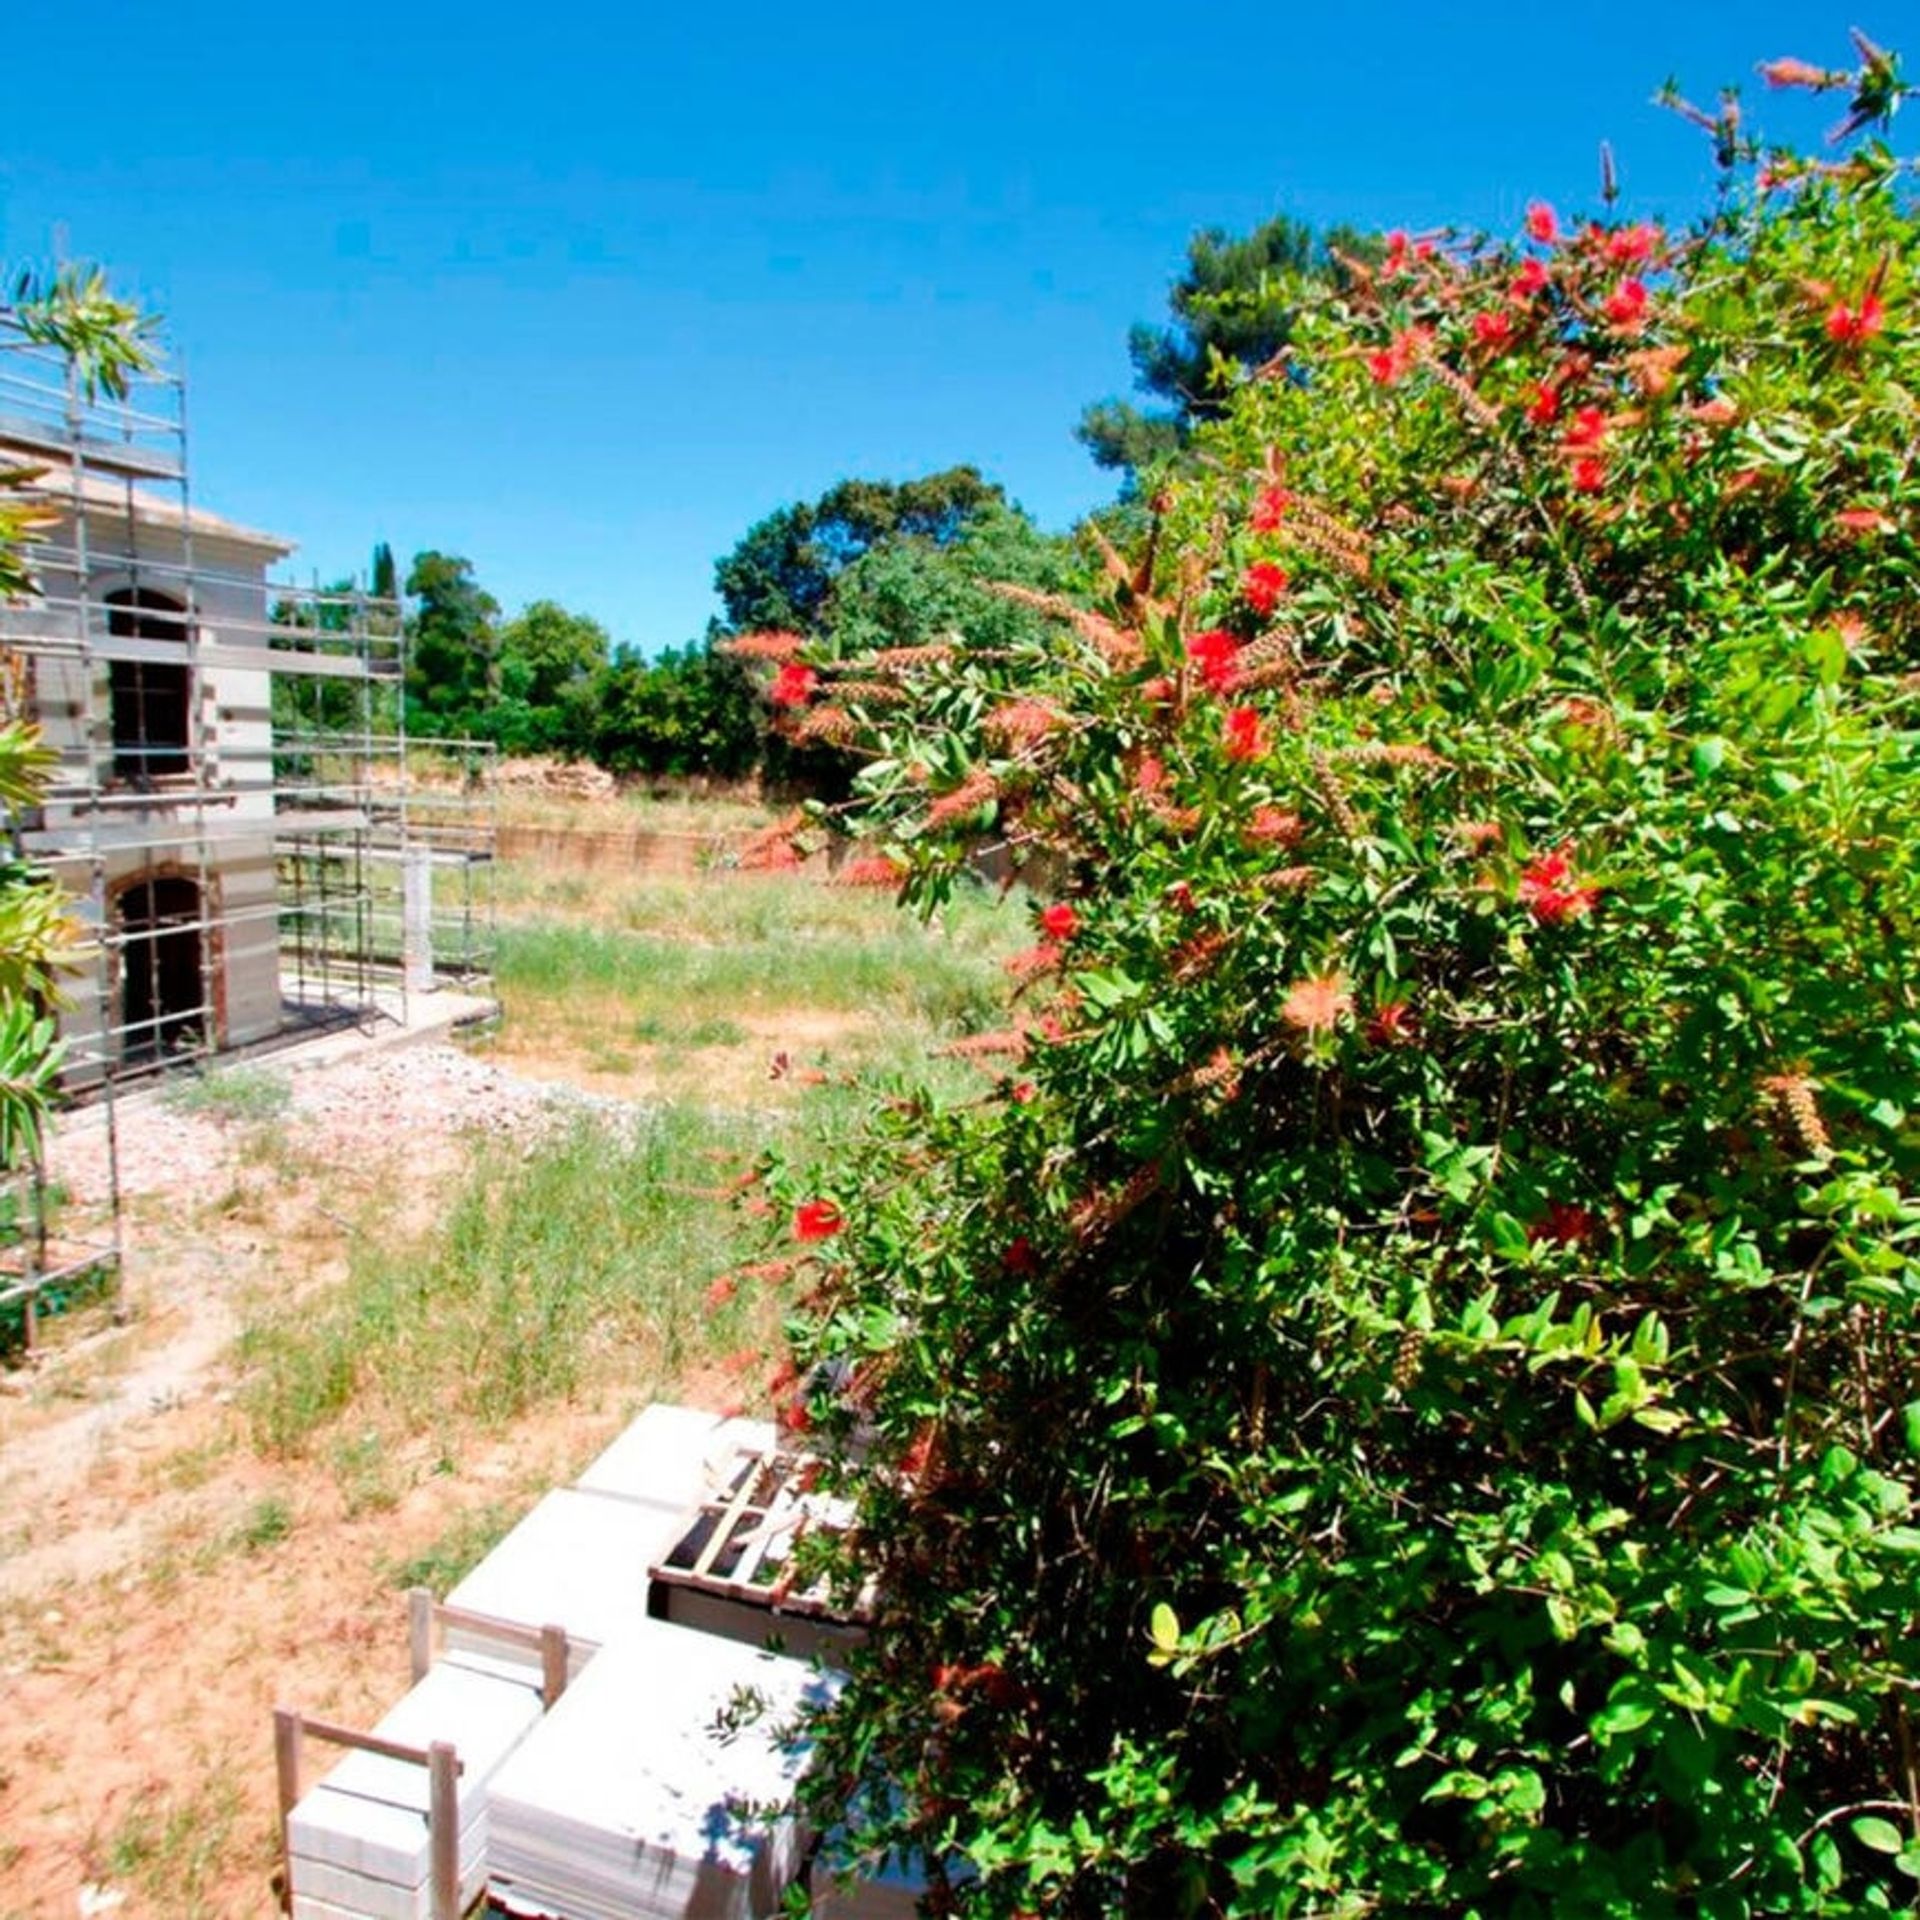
(0, 309), (495, 1356)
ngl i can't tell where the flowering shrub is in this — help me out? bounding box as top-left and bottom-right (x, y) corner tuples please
(769, 42), (1920, 1918)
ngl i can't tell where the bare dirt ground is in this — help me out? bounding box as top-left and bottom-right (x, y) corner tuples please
(0, 1035), (708, 1919)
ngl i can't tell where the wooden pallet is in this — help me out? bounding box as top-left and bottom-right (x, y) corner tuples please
(650, 1442), (876, 1625)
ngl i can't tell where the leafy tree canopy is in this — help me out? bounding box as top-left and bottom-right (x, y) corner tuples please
(713, 465), (1006, 634)
(824, 501), (1076, 660)
(498, 598), (609, 710)
(591, 632), (761, 779)
(403, 550), (500, 728)
(1076, 213), (1372, 478)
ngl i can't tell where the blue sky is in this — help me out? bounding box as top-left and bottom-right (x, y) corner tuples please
(0, 2), (1874, 653)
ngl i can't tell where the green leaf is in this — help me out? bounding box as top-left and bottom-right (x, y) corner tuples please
(1851, 1816), (1906, 1855)
(1149, 1602), (1180, 1653)
(1690, 735), (1727, 779)
(1590, 1699), (1655, 1740)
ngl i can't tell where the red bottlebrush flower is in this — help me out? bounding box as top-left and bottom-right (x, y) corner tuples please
(899, 1425), (936, 1481)
(779, 1398), (812, 1436)
(1834, 507), (1894, 537)
(1605, 223), (1657, 265)
(1241, 560), (1290, 617)
(722, 628), (807, 660)
(1760, 56), (1837, 90)
(1369, 327), (1428, 387)
(1384, 228), (1409, 272)
(704, 1275), (737, 1310)
(1164, 879), (1197, 914)
(1532, 1201), (1599, 1247)
(1009, 1079), (1038, 1104)
(1187, 628), (1241, 693)
(738, 1259), (796, 1285)
(1140, 675), (1178, 708)
(1472, 309), (1515, 350)
(766, 1357), (800, 1396)
(1604, 278), (1649, 329)
(985, 698), (1063, 747)
(1366, 1000), (1416, 1047)
(1039, 902), (1079, 942)
(1519, 844), (1600, 922)
(1133, 753), (1167, 795)
(1004, 942), (1065, 979)
(1413, 239), (1435, 262)
(1565, 405), (1608, 450)
(834, 855), (900, 889)
(1525, 201), (1560, 245)
(1570, 456), (1607, 495)
(1825, 294), (1885, 345)
(793, 1199), (844, 1242)
(1510, 258), (1549, 300)
(1004, 1236), (1040, 1275)
(1281, 972), (1353, 1035)
(769, 661), (818, 707)
(1249, 484), (1294, 532)
(1245, 806), (1304, 846)
(1222, 705), (1266, 762)
(1526, 382), (1562, 426)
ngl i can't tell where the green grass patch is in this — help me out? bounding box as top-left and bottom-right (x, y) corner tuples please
(227, 1494), (294, 1555)
(235, 1107), (767, 1458)
(381, 1498), (519, 1596)
(95, 1761), (245, 1918)
(496, 878), (1018, 1038)
(160, 1064), (293, 1126)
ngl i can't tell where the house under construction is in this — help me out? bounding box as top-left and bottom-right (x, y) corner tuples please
(0, 307), (496, 1340)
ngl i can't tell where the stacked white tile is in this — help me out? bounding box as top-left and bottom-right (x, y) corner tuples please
(571, 1401), (726, 1503)
(286, 1653), (545, 1920)
(573, 1403), (780, 1507)
(441, 1487), (685, 1680)
(488, 1617), (842, 1920)
(441, 1407), (783, 1680)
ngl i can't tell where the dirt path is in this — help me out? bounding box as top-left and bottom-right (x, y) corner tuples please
(0, 1035), (675, 1919)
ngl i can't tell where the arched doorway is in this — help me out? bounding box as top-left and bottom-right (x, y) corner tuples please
(117, 874), (206, 1061)
(104, 588), (191, 785)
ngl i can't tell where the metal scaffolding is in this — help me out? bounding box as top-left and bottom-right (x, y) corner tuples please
(0, 309), (496, 1354)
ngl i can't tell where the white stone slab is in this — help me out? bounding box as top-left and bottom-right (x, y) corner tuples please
(573, 1402), (723, 1506)
(324, 1658), (543, 1815)
(488, 1618), (840, 1920)
(292, 1893), (397, 1920)
(287, 1658), (542, 1905)
(287, 1828), (487, 1920)
(443, 1487), (684, 1675)
(289, 1784), (475, 1890)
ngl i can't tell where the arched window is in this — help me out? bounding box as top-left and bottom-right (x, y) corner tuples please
(104, 589), (191, 783)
